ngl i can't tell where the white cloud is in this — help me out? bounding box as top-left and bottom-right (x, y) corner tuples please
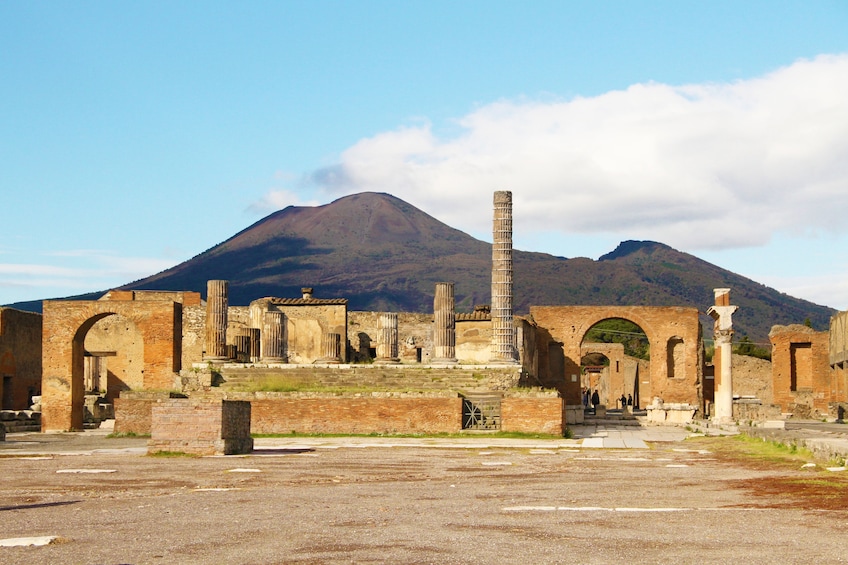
(246, 184), (322, 215)
(304, 54), (848, 251)
(0, 251), (177, 304)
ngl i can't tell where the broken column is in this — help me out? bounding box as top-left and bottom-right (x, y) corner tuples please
(376, 312), (400, 364)
(432, 282), (457, 364)
(248, 328), (261, 362)
(707, 288), (738, 422)
(261, 310), (287, 363)
(316, 332), (342, 364)
(490, 191), (518, 363)
(204, 280), (229, 361)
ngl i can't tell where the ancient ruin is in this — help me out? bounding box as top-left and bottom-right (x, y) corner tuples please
(0, 190), (843, 445)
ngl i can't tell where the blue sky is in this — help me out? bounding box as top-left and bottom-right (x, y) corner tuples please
(2, 1), (848, 310)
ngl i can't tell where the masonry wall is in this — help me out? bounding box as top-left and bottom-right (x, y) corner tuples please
(770, 325), (831, 415)
(251, 396), (463, 434)
(530, 305), (703, 408)
(456, 319), (492, 363)
(114, 392), (171, 434)
(148, 398), (252, 455)
(501, 396), (563, 435)
(349, 311), (433, 363)
(0, 307), (42, 410)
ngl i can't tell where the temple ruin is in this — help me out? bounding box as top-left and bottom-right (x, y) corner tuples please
(0, 191), (845, 443)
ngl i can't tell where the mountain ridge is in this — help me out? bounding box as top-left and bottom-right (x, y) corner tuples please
(6, 192), (835, 342)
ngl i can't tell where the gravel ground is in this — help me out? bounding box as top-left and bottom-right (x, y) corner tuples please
(1, 431), (847, 565)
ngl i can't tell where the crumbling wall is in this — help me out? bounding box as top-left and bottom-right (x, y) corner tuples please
(770, 324), (830, 416)
(0, 307), (42, 410)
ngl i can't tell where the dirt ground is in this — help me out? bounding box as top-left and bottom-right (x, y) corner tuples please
(2, 431), (848, 565)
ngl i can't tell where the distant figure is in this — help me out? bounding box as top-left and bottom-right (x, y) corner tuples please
(620, 394), (627, 409)
(627, 394), (633, 407)
(583, 389), (589, 408)
(591, 389), (600, 408)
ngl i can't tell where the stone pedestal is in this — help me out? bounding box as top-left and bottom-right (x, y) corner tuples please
(204, 280), (229, 360)
(490, 191), (518, 363)
(261, 311), (287, 363)
(148, 399), (253, 456)
(376, 313), (400, 364)
(433, 282), (457, 364)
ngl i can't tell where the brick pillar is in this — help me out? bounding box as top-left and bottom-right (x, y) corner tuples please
(205, 280), (229, 360)
(376, 313), (400, 364)
(261, 311), (287, 363)
(433, 282), (457, 364)
(707, 288), (738, 422)
(491, 191), (518, 363)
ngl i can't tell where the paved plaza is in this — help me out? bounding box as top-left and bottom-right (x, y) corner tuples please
(1, 425), (847, 564)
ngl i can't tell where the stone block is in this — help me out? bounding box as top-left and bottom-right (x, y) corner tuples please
(148, 399), (253, 456)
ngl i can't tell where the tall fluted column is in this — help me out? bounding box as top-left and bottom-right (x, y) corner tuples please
(490, 191), (518, 363)
(433, 282), (457, 364)
(205, 280), (229, 360)
(235, 334), (251, 363)
(261, 311), (287, 363)
(316, 332), (341, 364)
(376, 312), (400, 364)
(248, 328), (261, 362)
(707, 288), (738, 422)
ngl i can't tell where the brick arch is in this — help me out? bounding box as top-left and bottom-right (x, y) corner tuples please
(530, 305), (702, 407)
(41, 299), (182, 431)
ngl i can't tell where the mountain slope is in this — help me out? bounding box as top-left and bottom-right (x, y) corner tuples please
(10, 192), (835, 342)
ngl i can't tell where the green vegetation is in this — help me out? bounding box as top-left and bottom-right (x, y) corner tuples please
(148, 450), (197, 457)
(584, 318), (650, 360)
(253, 430), (568, 440)
(733, 336), (772, 360)
(106, 431), (150, 439)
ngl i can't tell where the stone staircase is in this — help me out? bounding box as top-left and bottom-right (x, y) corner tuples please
(210, 364), (523, 395)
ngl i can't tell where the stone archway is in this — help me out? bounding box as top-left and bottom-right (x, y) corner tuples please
(41, 299), (182, 431)
(530, 305), (703, 408)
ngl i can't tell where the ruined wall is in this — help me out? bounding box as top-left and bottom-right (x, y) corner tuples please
(41, 299), (183, 431)
(251, 396), (462, 434)
(148, 398), (252, 456)
(181, 304), (205, 367)
(456, 318), (492, 363)
(770, 325), (831, 416)
(731, 353), (774, 405)
(530, 305), (702, 408)
(0, 307), (42, 410)
(84, 314), (144, 401)
(348, 311), (433, 363)
(830, 311), (848, 406)
(501, 395), (563, 435)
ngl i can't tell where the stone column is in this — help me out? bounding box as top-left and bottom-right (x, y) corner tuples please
(376, 313), (400, 364)
(205, 280), (229, 361)
(235, 334), (251, 363)
(316, 332), (342, 364)
(490, 191), (518, 363)
(248, 328), (261, 362)
(707, 288), (738, 422)
(84, 356), (101, 393)
(433, 282), (457, 364)
(261, 311), (287, 363)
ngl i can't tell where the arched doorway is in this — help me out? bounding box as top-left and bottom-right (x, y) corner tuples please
(82, 313), (144, 403)
(581, 318), (649, 409)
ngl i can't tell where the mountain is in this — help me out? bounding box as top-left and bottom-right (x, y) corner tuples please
(8, 192), (835, 342)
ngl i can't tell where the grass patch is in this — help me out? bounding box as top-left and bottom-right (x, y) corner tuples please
(685, 433), (818, 468)
(106, 431), (150, 439)
(253, 430), (567, 440)
(147, 450), (197, 458)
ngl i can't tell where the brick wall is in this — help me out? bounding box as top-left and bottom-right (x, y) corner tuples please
(148, 398), (252, 455)
(501, 396), (564, 435)
(0, 308), (42, 410)
(251, 396), (463, 434)
(769, 324), (831, 415)
(114, 393), (170, 434)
